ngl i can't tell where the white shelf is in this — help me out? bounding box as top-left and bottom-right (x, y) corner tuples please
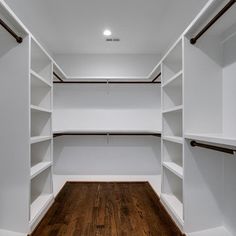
(188, 226), (232, 236)
(161, 193), (183, 225)
(30, 194), (53, 224)
(163, 105), (183, 114)
(185, 133), (236, 147)
(163, 136), (183, 144)
(30, 136), (51, 144)
(163, 70), (183, 88)
(31, 162), (52, 179)
(163, 162), (183, 179)
(0, 229), (26, 236)
(31, 69), (51, 87)
(31, 105), (52, 113)
(53, 129), (162, 135)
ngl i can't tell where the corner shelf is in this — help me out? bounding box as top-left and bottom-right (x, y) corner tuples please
(31, 162), (52, 179)
(163, 162), (183, 179)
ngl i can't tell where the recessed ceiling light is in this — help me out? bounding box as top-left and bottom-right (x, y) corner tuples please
(103, 29), (112, 36)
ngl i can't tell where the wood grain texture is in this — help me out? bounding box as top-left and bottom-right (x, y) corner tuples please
(31, 182), (183, 236)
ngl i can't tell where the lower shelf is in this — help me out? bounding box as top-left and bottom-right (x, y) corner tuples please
(30, 194), (54, 225)
(188, 226), (232, 236)
(161, 193), (183, 226)
(0, 229), (25, 236)
(163, 162), (183, 179)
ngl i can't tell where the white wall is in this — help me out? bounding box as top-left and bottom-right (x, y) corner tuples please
(53, 84), (161, 132)
(54, 54), (160, 78)
(223, 33), (236, 137)
(53, 83), (161, 175)
(54, 135), (161, 175)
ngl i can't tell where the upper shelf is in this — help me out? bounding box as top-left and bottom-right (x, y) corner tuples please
(185, 133), (236, 147)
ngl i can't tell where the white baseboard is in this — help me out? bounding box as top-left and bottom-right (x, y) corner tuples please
(53, 174), (161, 198)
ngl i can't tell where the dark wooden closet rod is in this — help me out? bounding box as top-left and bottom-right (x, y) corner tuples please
(53, 71), (161, 84)
(152, 72), (161, 82)
(0, 18), (23, 43)
(54, 81), (161, 84)
(190, 0), (236, 44)
(53, 72), (64, 82)
(54, 133), (161, 138)
(190, 140), (236, 155)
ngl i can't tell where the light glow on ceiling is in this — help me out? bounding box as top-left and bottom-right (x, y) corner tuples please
(103, 29), (112, 36)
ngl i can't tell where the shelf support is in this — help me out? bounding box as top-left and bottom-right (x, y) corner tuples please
(190, 140), (236, 155)
(0, 18), (23, 43)
(190, 0), (236, 44)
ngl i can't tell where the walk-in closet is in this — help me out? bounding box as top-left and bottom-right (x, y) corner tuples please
(0, 0), (236, 235)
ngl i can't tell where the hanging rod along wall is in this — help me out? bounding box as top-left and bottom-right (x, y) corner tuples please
(0, 18), (23, 43)
(152, 72), (161, 82)
(54, 80), (161, 84)
(54, 132), (162, 138)
(53, 72), (64, 82)
(190, 0), (236, 44)
(53, 72), (161, 84)
(190, 140), (236, 155)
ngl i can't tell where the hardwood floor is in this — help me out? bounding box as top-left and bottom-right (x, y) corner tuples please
(31, 182), (183, 236)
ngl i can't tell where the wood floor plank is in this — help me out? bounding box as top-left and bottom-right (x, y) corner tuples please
(31, 182), (183, 236)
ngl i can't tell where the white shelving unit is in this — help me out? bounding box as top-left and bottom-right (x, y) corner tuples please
(183, 1), (236, 235)
(30, 37), (53, 232)
(161, 37), (184, 230)
(30, 168), (53, 228)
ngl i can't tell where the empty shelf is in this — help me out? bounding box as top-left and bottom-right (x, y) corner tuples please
(185, 133), (236, 147)
(31, 136), (52, 144)
(163, 162), (183, 179)
(162, 136), (183, 144)
(31, 69), (52, 87)
(162, 105), (183, 114)
(31, 105), (52, 113)
(31, 162), (52, 179)
(162, 70), (182, 87)
(189, 226), (232, 236)
(0, 229), (26, 236)
(161, 193), (183, 225)
(30, 194), (53, 224)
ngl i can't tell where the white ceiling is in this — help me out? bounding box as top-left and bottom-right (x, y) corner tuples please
(5, 0), (208, 54)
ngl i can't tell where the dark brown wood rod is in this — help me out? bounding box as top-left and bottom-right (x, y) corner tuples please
(190, 140), (236, 155)
(54, 133), (161, 138)
(0, 18), (23, 43)
(190, 0), (236, 44)
(53, 72), (64, 82)
(53, 80), (161, 84)
(152, 72), (161, 82)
